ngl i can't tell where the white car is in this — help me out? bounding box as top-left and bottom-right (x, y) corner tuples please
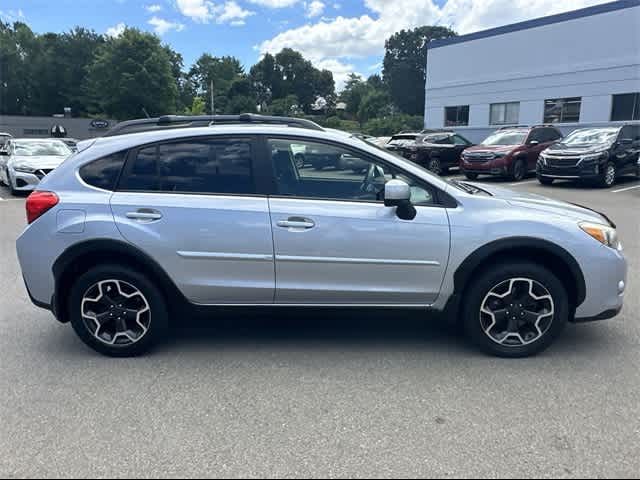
(0, 138), (72, 195)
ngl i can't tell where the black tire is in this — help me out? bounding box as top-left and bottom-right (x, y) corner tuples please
(427, 157), (442, 175)
(597, 161), (616, 188)
(465, 172), (479, 180)
(69, 264), (169, 357)
(462, 262), (569, 358)
(537, 175), (554, 186)
(510, 158), (527, 181)
(0, 168), (7, 187)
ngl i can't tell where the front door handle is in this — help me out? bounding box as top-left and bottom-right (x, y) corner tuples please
(277, 217), (315, 230)
(126, 209), (163, 222)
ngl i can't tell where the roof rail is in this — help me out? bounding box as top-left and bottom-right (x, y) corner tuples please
(497, 125), (529, 130)
(103, 113), (325, 137)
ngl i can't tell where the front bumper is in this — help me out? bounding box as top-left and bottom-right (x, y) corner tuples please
(9, 169), (43, 191)
(537, 160), (602, 180)
(461, 159), (509, 176)
(574, 246), (627, 321)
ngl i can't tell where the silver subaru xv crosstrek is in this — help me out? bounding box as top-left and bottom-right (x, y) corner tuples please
(16, 115), (627, 358)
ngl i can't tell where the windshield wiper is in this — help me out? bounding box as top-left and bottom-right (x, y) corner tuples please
(452, 180), (479, 194)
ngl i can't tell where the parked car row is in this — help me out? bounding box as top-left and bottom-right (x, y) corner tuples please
(380, 124), (640, 187)
(0, 138), (73, 195)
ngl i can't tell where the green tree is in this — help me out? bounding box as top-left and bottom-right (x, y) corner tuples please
(0, 22), (38, 115)
(383, 26), (456, 115)
(85, 28), (177, 119)
(358, 89), (392, 123)
(184, 96), (206, 115)
(250, 49), (336, 113)
(189, 54), (245, 114)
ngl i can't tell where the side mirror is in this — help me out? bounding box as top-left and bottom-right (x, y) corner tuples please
(384, 179), (416, 220)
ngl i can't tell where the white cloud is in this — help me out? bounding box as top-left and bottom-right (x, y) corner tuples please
(217, 1), (255, 24)
(176, 0), (215, 22)
(148, 16), (186, 34)
(258, 0), (608, 89)
(0, 8), (25, 22)
(106, 22), (126, 38)
(248, 0), (299, 7)
(176, 0), (255, 25)
(146, 4), (163, 13)
(306, 1), (325, 18)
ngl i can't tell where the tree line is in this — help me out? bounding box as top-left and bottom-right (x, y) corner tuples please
(0, 22), (455, 135)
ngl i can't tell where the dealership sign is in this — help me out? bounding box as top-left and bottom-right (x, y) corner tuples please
(90, 119), (110, 129)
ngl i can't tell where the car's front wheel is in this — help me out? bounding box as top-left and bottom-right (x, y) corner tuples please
(462, 262), (568, 358)
(69, 264), (169, 357)
(427, 157), (442, 175)
(537, 175), (554, 186)
(597, 161), (616, 188)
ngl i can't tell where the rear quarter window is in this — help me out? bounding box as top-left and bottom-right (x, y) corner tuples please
(79, 152), (127, 191)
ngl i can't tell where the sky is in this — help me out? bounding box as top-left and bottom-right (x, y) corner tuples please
(0, 0), (611, 89)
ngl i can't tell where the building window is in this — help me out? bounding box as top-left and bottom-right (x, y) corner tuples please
(543, 97), (581, 123)
(444, 106), (469, 127)
(611, 93), (640, 121)
(490, 102), (520, 125)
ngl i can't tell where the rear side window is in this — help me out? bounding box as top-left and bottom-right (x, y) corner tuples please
(79, 152), (126, 191)
(119, 138), (255, 195)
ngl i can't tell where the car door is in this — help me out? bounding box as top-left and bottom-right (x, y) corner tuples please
(110, 136), (275, 305)
(524, 129), (549, 171)
(616, 126), (639, 173)
(265, 137), (451, 305)
(451, 135), (472, 167)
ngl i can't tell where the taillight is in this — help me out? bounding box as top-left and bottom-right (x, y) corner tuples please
(26, 191), (59, 224)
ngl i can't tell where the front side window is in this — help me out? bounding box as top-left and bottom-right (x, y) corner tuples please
(119, 138), (255, 194)
(544, 97), (581, 123)
(268, 138), (434, 205)
(611, 93), (640, 121)
(452, 134), (471, 146)
(444, 106), (469, 127)
(490, 102), (520, 125)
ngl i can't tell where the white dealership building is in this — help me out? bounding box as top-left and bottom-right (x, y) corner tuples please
(424, 0), (640, 143)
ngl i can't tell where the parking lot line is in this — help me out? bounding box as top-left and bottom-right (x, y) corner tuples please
(612, 184), (640, 193)
(509, 179), (539, 186)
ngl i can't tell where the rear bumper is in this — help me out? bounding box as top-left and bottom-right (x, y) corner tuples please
(573, 305), (622, 323)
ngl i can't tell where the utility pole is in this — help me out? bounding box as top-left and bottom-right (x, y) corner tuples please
(210, 80), (214, 115)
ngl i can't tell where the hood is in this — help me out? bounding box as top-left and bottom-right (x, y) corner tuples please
(10, 155), (68, 170)
(469, 183), (610, 224)
(545, 142), (611, 155)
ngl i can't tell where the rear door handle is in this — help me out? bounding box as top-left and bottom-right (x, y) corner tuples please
(126, 209), (163, 222)
(277, 217), (315, 230)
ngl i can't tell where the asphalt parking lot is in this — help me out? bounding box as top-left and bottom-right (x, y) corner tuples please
(0, 177), (638, 478)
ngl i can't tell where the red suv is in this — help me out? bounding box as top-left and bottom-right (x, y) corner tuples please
(461, 125), (563, 181)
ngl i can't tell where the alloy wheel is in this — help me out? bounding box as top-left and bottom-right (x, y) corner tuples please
(81, 279), (151, 346)
(428, 158), (442, 175)
(605, 164), (616, 186)
(479, 277), (554, 347)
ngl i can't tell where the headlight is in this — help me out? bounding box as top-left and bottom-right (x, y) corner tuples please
(581, 151), (608, 162)
(538, 154), (547, 166)
(579, 221), (622, 250)
(12, 165), (35, 173)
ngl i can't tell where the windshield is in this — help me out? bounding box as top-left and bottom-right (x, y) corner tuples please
(13, 140), (71, 157)
(482, 131), (527, 146)
(561, 128), (619, 146)
(389, 135), (417, 147)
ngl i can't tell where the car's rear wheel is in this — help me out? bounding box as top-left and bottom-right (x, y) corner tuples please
(537, 175), (554, 185)
(465, 172), (479, 180)
(510, 159), (527, 181)
(69, 264), (168, 357)
(462, 262), (568, 358)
